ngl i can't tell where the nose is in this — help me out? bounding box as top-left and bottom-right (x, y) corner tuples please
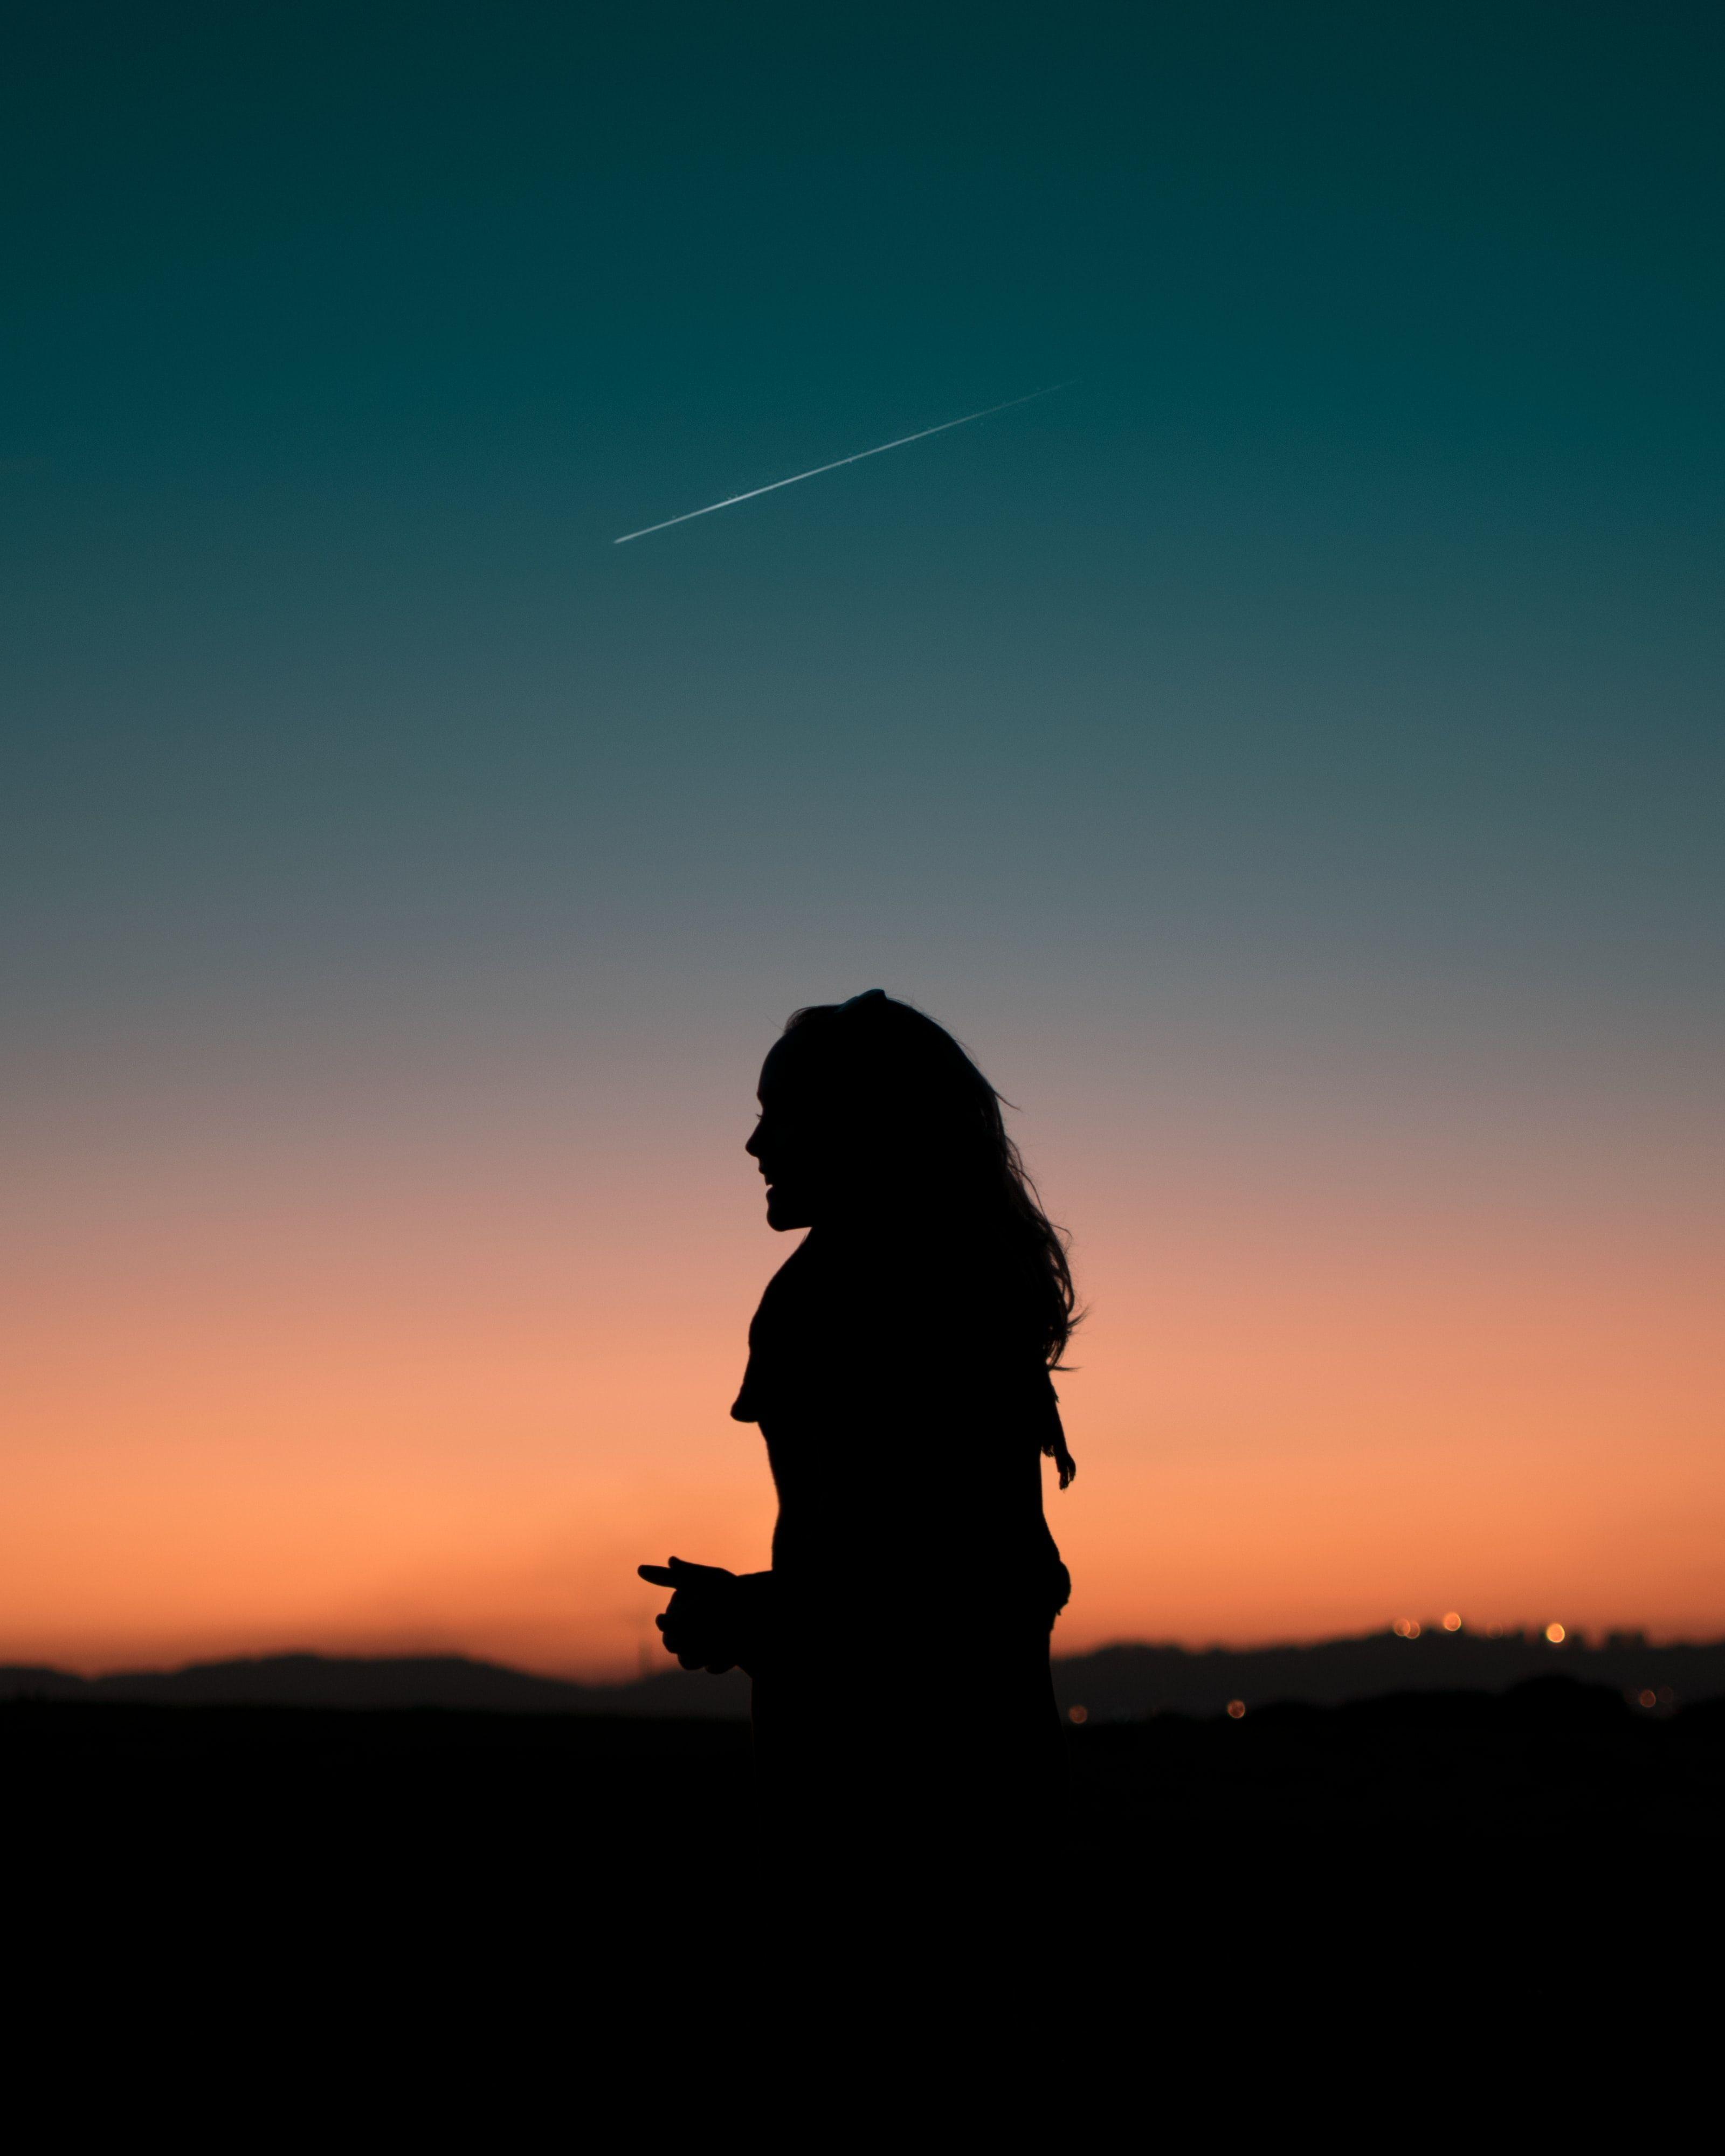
(745, 1124), (762, 1158)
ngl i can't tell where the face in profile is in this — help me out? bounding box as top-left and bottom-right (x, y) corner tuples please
(745, 1041), (830, 1231)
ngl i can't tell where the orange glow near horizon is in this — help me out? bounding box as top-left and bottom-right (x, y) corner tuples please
(4, 1070), (1722, 1680)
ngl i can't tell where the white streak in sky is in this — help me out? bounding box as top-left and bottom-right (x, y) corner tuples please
(613, 382), (1072, 544)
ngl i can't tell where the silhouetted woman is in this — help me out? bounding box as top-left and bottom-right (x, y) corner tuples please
(640, 991), (1077, 1846)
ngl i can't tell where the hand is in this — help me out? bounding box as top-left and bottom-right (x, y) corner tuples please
(637, 1557), (772, 1675)
(637, 1556), (746, 1673)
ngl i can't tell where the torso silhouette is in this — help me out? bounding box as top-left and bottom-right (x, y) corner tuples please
(732, 1221), (1069, 1828)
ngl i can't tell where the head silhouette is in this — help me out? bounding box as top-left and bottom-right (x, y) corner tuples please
(746, 991), (1078, 1367)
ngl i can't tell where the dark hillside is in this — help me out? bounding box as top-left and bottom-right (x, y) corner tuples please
(1048, 1627), (1725, 1720)
(3, 1627), (1717, 1720)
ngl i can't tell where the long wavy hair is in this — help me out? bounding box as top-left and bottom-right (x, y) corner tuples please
(776, 991), (1080, 1478)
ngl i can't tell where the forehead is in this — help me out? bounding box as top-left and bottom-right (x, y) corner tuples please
(757, 1038), (797, 1096)
(758, 1032), (825, 1101)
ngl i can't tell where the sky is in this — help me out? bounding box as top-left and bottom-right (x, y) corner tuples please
(3, 2), (1722, 1676)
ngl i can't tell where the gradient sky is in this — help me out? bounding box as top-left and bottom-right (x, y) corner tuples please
(4, 3), (1722, 1675)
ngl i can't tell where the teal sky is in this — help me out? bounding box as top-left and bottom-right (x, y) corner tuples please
(9, 3), (1721, 1062)
(4, 6), (1724, 1664)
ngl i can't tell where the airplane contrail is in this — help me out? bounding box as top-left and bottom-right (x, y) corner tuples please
(613, 382), (1072, 544)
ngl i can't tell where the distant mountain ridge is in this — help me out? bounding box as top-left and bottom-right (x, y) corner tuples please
(4, 1627), (1721, 1719)
(0, 1651), (751, 1718)
(1048, 1629), (1725, 1719)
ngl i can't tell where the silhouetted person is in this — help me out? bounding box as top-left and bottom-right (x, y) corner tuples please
(640, 991), (1077, 1851)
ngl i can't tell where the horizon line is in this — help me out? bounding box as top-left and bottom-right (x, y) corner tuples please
(10, 1620), (1718, 1688)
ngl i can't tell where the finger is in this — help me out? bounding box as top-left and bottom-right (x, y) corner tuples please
(638, 1565), (675, 1586)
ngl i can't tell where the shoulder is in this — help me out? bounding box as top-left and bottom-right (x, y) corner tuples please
(748, 1235), (819, 1335)
(732, 1238), (819, 1423)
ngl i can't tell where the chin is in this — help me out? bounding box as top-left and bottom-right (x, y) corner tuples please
(764, 1191), (811, 1232)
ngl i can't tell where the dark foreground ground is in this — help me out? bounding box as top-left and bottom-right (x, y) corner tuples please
(11, 1673), (1720, 1910)
(10, 1675), (1719, 2102)
(12, 1670), (1722, 1837)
